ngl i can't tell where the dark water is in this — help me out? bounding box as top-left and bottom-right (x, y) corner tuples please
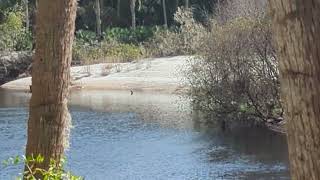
(0, 89), (290, 180)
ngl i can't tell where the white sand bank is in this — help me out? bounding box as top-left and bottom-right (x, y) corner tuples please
(1, 56), (191, 93)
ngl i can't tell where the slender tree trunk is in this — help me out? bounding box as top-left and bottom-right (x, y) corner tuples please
(185, 0), (189, 8)
(117, 0), (121, 18)
(95, 0), (102, 38)
(269, 0), (320, 180)
(175, 0), (179, 10)
(162, 0), (168, 28)
(130, 0), (136, 29)
(23, 0), (29, 32)
(100, 0), (104, 28)
(217, 0), (220, 15)
(25, 0), (77, 176)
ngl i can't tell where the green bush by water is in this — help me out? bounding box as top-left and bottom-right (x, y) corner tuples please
(2, 155), (82, 180)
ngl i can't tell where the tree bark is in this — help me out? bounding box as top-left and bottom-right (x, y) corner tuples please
(23, 0), (29, 32)
(269, 0), (320, 180)
(130, 0), (136, 29)
(185, 0), (189, 8)
(117, 0), (121, 18)
(162, 0), (168, 28)
(175, 0), (179, 10)
(25, 0), (77, 176)
(95, 0), (102, 38)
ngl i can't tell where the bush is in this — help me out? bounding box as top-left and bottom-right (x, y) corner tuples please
(2, 155), (82, 180)
(104, 26), (156, 44)
(73, 38), (144, 64)
(0, 9), (32, 51)
(146, 7), (207, 57)
(186, 17), (282, 124)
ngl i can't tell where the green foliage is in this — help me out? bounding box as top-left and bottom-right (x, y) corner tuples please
(75, 30), (98, 45)
(146, 8), (206, 57)
(2, 155), (82, 180)
(73, 38), (144, 64)
(104, 26), (156, 44)
(0, 8), (32, 51)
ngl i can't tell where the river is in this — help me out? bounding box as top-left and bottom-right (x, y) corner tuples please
(0, 89), (290, 179)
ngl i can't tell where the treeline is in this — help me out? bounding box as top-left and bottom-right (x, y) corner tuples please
(0, 0), (220, 34)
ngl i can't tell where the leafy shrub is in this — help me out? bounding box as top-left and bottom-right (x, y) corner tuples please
(101, 41), (143, 62)
(146, 8), (207, 57)
(104, 26), (156, 44)
(186, 17), (282, 124)
(73, 38), (143, 64)
(0, 9), (32, 51)
(2, 154), (82, 180)
(75, 30), (98, 45)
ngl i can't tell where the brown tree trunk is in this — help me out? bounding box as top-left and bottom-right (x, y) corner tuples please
(25, 0), (77, 176)
(130, 0), (136, 29)
(269, 0), (320, 180)
(162, 0), (168, 28)
(95, 0), (102, 38)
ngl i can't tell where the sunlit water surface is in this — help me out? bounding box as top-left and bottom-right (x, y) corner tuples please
(0, 89), (290, 180)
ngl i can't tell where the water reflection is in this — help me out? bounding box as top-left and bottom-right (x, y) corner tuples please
(69, 90), (193, 129)
(0, 89), (290, 179)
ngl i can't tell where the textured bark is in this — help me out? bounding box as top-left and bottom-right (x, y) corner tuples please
(185, 0), (189, 8)
(25, 0), (77, 175)
(162, 0), (168, 28)
(269, 0), (320, 179)
(24, 0), (29, 31)
(95, 0), (102, 38)
(117, 0), (121, 18)
(130, 0), (136, 29)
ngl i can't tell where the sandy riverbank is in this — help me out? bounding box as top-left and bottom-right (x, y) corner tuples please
(0, 56), (190, 93)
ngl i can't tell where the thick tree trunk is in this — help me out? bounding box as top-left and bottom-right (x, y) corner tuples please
(95, 0), (102, 38)
(130, 0), (136, 29)
(117, 0), (121, 18)
(269, 0), (320, 180)
(162, 0), (168, 28)
(25, 0), (77, 176)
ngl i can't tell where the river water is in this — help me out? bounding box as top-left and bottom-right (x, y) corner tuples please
(0, 89), (290, 179)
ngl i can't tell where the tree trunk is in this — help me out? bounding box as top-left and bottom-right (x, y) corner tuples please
(162, 0), (168, 28)
(185, 0), (189, 8)
(217, 0), (220, 15)
(95, 0), (102, 38)
(175, 0), (179, 10)
(117, 0), (121, 18)
(25, 0), (77, 176)
(269, 0), (320, 179)
(24, 0), (29, 32)
(100, 0), (104, 26)
(130, 0), (136, 29)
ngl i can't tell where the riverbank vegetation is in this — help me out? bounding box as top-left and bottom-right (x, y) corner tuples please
(185, 0), (284, 127)
(0, 0), (284, 127)
(2, 0), (320, 179)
